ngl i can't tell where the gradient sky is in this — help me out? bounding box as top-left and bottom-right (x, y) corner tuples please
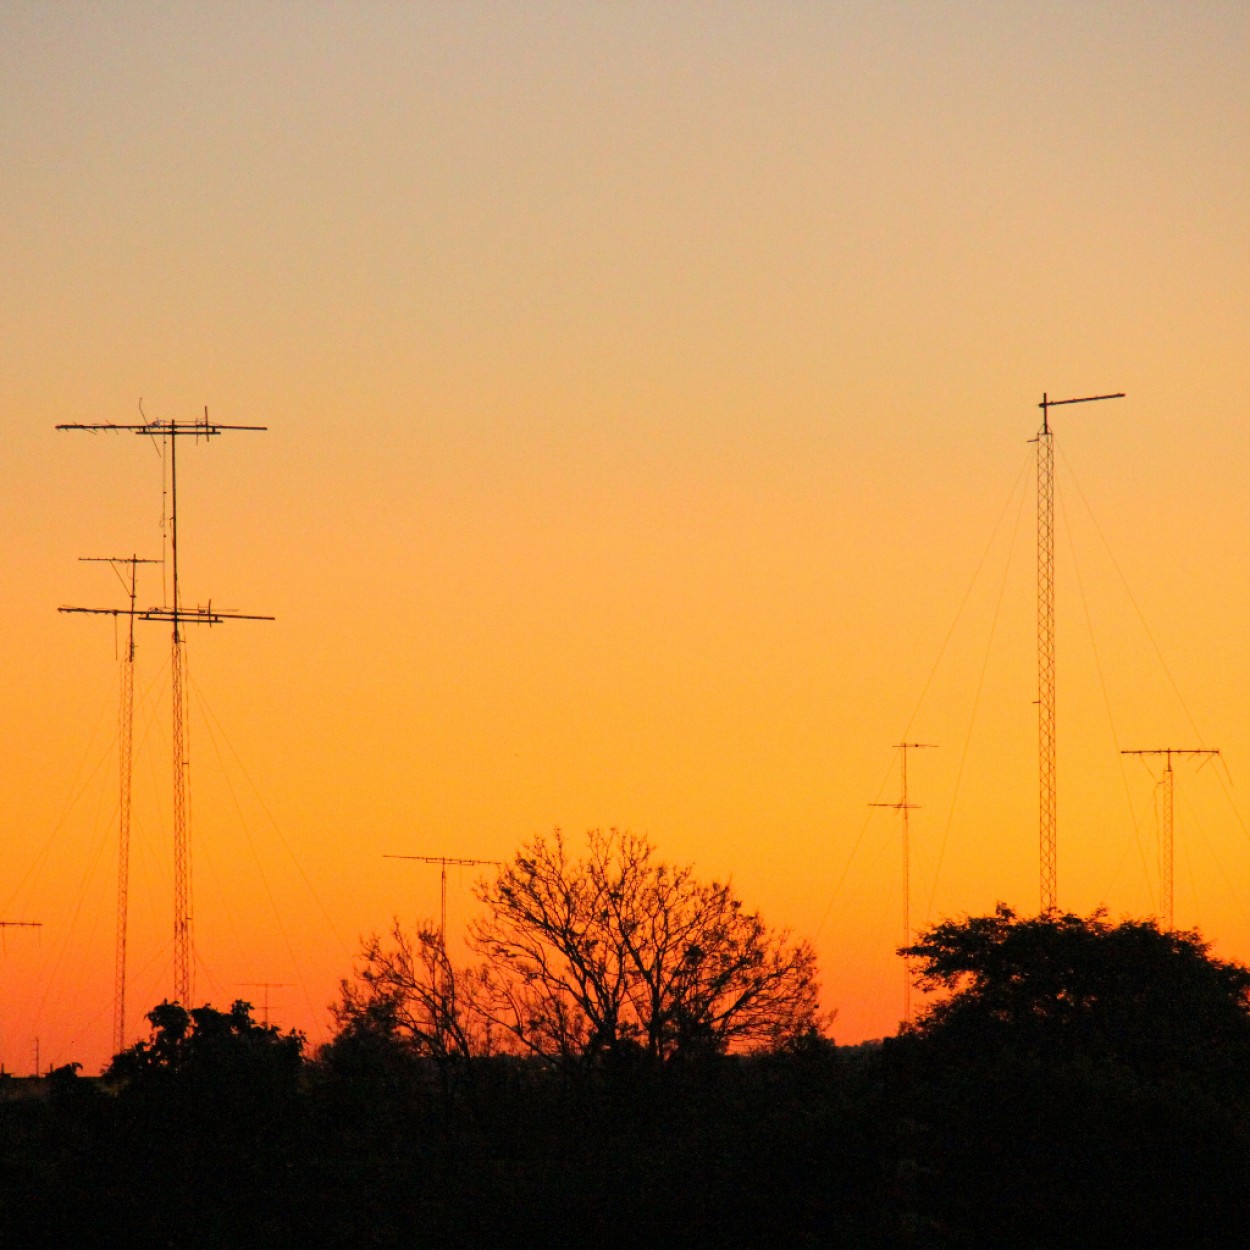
(2, 2), (1248, 1071)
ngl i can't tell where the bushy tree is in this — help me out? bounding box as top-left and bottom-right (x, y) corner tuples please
(889, 905), (1250, 1248)
(108, 999), (305, 1090)
(902, 903), (1250, 1079)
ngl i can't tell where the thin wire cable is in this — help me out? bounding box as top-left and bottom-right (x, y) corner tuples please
(900, 448), (1033, 742)
(811, 757), (897, 942)
(1061, 447), (1206, 744)
(1061, 444), (1250, 888)
(814, 448), (1031, 944)
(926, 455), (1031, 918)
(3, 684), (116, 913)
(1057, 472), (1152, 892)
(191, 676), (354, 960)
(190, 674), (334, 1037)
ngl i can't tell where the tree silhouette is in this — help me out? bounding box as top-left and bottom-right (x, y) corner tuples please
(902, 903), (1250, 1077)
(890, 905), (1250, 1247)
(108, 999), (305, 1089)
(333, 920), (483, 1063)
(471, 828), (822, 1064)
(338, 829), (824, 1069)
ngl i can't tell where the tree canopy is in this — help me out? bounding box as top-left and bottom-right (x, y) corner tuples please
(891, 905), (1250, 1247)
(107, 999), (306, 1101)
(338, 828), (825, 1067)
(901, 903), (1250, 1077)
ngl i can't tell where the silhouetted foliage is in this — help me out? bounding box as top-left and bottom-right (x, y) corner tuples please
(338, 830), (825, 1072)
(334, 921), (484, 1062)
(888, 905), (1250, 1248)
(108, 998), (305, 1098)
(21, 900), (1250, 1248)
(904, 903), (1250, 1068)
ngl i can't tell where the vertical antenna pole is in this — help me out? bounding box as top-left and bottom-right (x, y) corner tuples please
(239, 981), (293, 1027)
(384, 854), (502, 947)
(167, 425), (193, 1003)
(871, 742), (936, 1027)
(69, 554), (160, 1053)
(114, 556), (154, 1051)
(1161, 759), (1174, 929)
(116, 633), (134, 1050)
(1033, 390), (1123, 913)
(1037, 396), (1057, 911)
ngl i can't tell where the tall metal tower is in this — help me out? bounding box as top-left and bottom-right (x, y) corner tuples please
(1120, 747), (1219, 930)
(1033, 391), (1124, 912)
(384, 853), (502, 945)
(59, 409), (270, 1005)
(871, 742), (936, 1026)
(75, 555), (160, 1053)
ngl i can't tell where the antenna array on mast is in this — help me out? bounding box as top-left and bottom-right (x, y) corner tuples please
(384, 853), (503, 946)
(59, 406), (270, 1007)
(74, 555), (161, 1053)
(1120, 747), (1219, 930)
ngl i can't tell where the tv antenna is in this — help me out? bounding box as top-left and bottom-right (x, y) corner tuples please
(238, 981), (293, 1026)
(59, 406), (272, 1006)
(1120, 747), (1220, 930)
(384, 853), (502, 946)
(871, 742), (937, 1026)
(1033, 390), (1124, 912)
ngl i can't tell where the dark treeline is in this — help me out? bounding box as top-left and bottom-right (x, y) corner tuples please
(1, 1017), (884, 1248)
(5, 838), (1250, 1247)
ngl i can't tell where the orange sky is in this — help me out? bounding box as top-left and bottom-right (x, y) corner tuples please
(2, 3), (1249, 1072)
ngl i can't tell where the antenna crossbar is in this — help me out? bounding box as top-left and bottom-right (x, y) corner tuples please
(384, 853), (503, 946)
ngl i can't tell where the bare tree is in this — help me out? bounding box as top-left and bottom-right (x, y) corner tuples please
(336, 831), (826, 1069)
(334, 919), (483, 1063)
(469, 829), (824, 1064)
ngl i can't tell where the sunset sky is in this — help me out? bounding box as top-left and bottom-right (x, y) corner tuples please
(2, 3), (1248, 1071)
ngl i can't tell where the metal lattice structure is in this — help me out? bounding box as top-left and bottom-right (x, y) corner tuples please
(60, 409), (270, 1006)
(77, 555), (161, 1052)
(1036, 413), (1057, 911)
(1033, 391), (1123, 913)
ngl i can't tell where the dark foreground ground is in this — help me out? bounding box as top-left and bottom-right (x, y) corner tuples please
(3, 1030), (1248, 1250)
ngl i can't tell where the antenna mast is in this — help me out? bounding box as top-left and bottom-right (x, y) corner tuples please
(76, 555), (161, 1053)
(384, 853), (502, 946)
(1033, 390), (1124, 912)
(1120, 747), (1219, 929)
(238, 981), (293, 1026)
(59, 407), (271, 1006)
(871, 742), (937, 1026)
